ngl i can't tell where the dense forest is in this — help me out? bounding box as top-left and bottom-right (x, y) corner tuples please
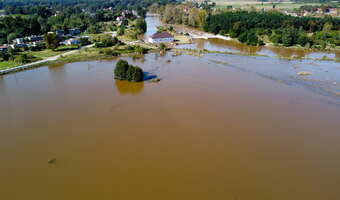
(203, 11), (340, 47)
(0, 0), (180, 11)
(291, 0), (338, 3)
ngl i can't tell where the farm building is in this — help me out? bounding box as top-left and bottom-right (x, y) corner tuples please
(148, 32), (174, 43)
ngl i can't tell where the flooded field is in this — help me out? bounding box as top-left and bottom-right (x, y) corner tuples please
(1, 52), (340, 200)
(176, 38), (340, 60)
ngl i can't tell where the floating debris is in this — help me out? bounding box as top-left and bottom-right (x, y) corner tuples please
(48, 159), (56, 164)
(172, 52), (182, 56)
(297, 71), (312, 76)
(149, 78), (161, 83)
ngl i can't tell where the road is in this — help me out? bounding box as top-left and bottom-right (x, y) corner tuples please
(0, 44), (94, 75)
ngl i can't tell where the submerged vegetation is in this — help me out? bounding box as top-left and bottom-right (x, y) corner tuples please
(114, 59), (144, 82)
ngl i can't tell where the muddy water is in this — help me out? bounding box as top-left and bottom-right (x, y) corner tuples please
(1, 53), (340, 200)
(177, 38), (340, 59)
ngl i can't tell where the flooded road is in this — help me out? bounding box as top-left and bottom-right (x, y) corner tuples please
(1, 53), (340, 200)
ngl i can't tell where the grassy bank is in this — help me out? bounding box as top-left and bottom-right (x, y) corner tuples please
(2, 42), (337, 76)
(0, 46), (80, 71)
(0, 45), (157, 75)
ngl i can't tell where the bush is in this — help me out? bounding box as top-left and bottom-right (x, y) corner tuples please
(103, 48), (119, 56)
(94, 36), (119, 48)
(126, 65), (144, 82)
(14, 54), (29, 64)
(114, 59), (144, 82)
(79, 37), (92, 46)
(114, 60), (129, 80)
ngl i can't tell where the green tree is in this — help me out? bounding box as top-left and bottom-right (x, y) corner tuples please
(297, 32), (309, 46)
(114, 60), (129, 80)
(7, 33), (17, 44)
(135, 18), (147, 34)
(44, 33), (59, 50)
(0, 51), (10, 61)
(87, 24), (101, 34)
(114, 60), (144, 82)
(126, 65), (144, 82)
(117, 26), (125, 36)
(159, 43), (166, 51)
(14, 54), (29, 64)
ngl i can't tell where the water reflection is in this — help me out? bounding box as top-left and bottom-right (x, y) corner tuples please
(195, 38), (262, 54)
(132, 54), (145, 63)
(48, 63), (66, 70)
(115, 80), (144, 95)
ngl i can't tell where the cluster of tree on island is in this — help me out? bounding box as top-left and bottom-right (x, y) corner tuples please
(159, 3), (340, 48)
(114, 59), (144, 82)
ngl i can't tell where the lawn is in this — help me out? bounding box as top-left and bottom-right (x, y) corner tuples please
(0, 61), (18, 70)
(0, 47), (78, 71)
(28, 46), (78, 59)
(28, 49), (63, 59)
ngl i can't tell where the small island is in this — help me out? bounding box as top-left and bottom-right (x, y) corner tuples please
(114, 59), (144, 82)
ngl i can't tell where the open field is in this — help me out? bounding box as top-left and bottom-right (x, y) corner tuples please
(28, 49), (67, 59)
(0, 61), (18, 70)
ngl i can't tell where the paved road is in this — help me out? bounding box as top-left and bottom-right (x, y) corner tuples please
(0, 44), (94, 75)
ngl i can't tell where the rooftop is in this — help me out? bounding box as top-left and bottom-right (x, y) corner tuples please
(151, 32), (173, 39)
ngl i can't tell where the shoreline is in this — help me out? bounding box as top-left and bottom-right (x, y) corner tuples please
(1, 45), (338, 76)
(168, 23), (340, 53)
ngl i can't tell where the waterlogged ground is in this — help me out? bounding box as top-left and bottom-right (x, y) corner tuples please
(176, 38), (340, 60)
(1, 53), (340, 200)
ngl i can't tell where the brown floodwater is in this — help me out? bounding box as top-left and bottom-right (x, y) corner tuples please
(1, 53), (340, 200)
(176, 38), (340, 59)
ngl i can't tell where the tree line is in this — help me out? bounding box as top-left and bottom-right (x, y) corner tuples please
(160, 4), (340, 48)
(203, 11), (340, 47)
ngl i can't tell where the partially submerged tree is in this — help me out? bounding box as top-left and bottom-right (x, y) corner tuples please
(114, 60), (129, 80)
(114, 59), (144, 82)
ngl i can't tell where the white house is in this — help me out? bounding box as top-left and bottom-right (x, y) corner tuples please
(13, 38), (24, 44)
(62, 38), (80, 46)
(148, 32), (174, 43)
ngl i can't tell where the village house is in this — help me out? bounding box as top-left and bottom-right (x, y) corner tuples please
(68, 28), (81, 36)
(55, 29), (64, 36)
(0, 45), (8, 51)
(27, 35), (43, 42)
(148, 32), (174, 43)
(10, 43), (27, 49)
(328, 8), (338, 15)
(121, 10), (132, 18)
(13, 38), (24, 44)
(61, 38), (80, 46)
(116, 16), (125, 22)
